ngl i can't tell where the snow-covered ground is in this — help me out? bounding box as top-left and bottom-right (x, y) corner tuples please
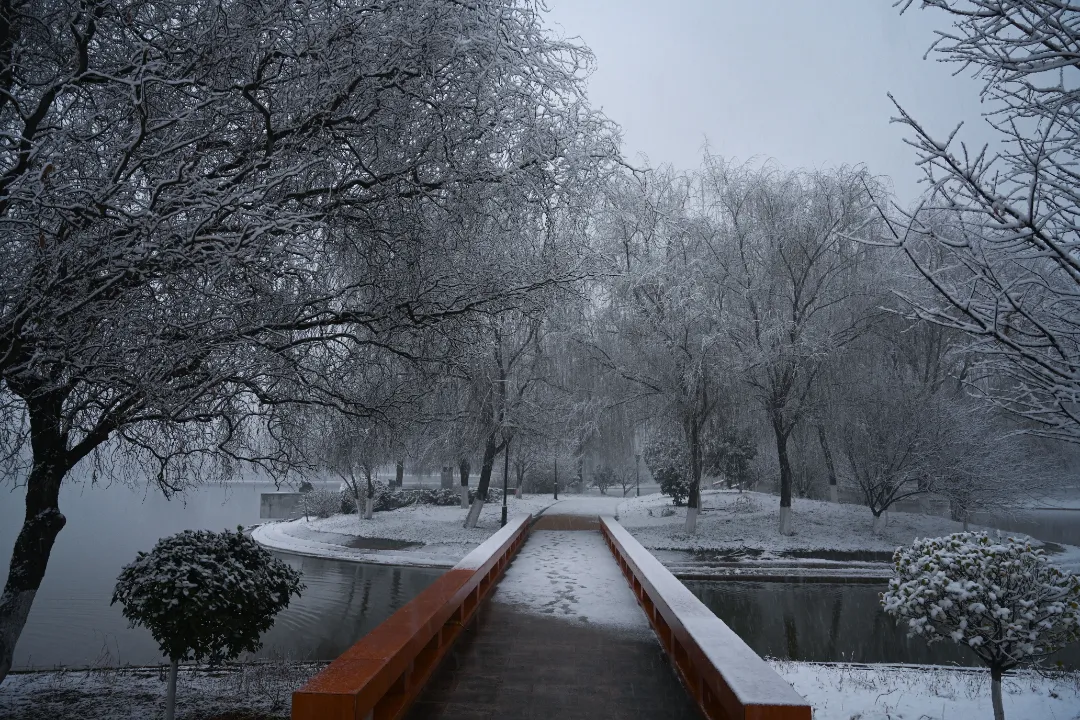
(491, 529), (652, 637)
(4, 656), (1076, 719)
(252, 494), (556, 567)
(617, 490), (1080, 573)
(770, 661), (1080, 720)
(0, 660), (326, 720)
(541, 494), (624, 516)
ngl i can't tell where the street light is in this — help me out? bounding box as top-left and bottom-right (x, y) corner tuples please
(635, 453), (641, 497)
(553, 456), (558, 500)
(501, 437), (511, 527)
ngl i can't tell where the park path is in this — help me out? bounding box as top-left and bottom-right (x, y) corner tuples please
(406, 505), (700, 720)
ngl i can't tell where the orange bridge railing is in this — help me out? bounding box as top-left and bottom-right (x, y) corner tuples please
(291, 513), (531, 720)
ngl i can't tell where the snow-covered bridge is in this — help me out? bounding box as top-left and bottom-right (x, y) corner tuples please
(290, 498), (810, 720)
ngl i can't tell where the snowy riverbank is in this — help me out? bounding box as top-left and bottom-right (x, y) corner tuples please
(252, 488), (1080, 576)
(252, 494), (557, 567)
(0, 660), (327, 720)
(616, 490), (1080, 575)
(770, 660), (1080, 720)
(3, 660), (1076, 720)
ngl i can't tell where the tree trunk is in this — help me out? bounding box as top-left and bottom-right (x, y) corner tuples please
(991, 666), (1005, 720)
(685, 417), (703, 533)
(459, 457), (471, 509)
(0, 415), (69, 685)
(773, 420), (794, 535)
(872, 512), (886, 534)
(395, 460), (404, 487)
(363, 473), (374, 519)
(165, 659), (179, 720)
(817, 425), (839, 503)
(465, 434), (497, 528)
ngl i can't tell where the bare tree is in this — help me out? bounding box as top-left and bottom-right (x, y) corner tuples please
(0, 0), (615, 682)
(456, 308), (557, 527)
(586, 168), (730, 532)
(704, 158), (880, 535)
(884, 0), (1080, 443)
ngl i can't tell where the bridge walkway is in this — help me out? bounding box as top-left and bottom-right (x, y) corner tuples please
(406, 512), (700, 720)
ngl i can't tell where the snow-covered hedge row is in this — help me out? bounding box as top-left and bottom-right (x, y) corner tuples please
(337, 482), (502, 513)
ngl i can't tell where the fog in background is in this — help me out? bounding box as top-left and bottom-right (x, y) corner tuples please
(546, 0), (994, 204)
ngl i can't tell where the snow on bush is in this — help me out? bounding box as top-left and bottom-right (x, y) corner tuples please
(302, 489), (339, 518)
(112, 527), (304, 663)
(337, 480), (502, 513)
(340, 488), (358, 514)
(643, 433), (689, 506)
(882, 532), (1080, 670)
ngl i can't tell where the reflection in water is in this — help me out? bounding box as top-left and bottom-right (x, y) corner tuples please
(257, 554), (440, 662)
(687, 581), (1080, 669)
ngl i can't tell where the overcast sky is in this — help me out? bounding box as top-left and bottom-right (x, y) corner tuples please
(544, 0), (996, 205)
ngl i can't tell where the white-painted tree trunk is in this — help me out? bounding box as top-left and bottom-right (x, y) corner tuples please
(363, 496), (374, 520)
(828, 485), (838, 504)
(872, 512), (888, 534)
(460, 485), (469, 509)
(685, 506), (698, 533)
(515, 485), (522, 499)
(464, 497), (484, 528)
(165, 659), (178, 720)
(779, 507), (793, 535)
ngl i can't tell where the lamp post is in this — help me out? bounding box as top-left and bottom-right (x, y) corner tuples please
(553, 456), (558, 500)
(635, 453), (641, 497)
(501, 437), (511, 527)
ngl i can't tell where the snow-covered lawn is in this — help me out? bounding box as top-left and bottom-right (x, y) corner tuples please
(0, 660), (327, 720)
(770, 660), (1080, 720)
(616, 490), (1080, 572)
(253, 494), (556, 567)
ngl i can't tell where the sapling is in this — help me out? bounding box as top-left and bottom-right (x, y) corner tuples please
(882, 532), (1080, 720)
(112, 527), (304, 720)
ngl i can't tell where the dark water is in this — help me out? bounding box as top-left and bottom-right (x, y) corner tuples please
(687, 580), (1080, 669)
(976, 508), (1080, 546)
(0, 476), (440, 669)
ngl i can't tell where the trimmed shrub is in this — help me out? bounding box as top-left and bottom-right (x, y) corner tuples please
(302, 489), (339, 518)
(112, 527), (303, 720)
(339, 489), (357, 514)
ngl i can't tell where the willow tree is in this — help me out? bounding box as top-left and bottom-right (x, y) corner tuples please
(587, 168), (730, 532)
(0, 0), (615, 681)
(702, 158), (880, 535)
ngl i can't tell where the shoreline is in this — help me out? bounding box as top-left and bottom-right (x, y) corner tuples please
(4, 658), (1076, 720)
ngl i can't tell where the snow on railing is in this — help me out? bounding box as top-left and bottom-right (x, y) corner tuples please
(600, 516), (811, 720)
(291, 514), (531, 720)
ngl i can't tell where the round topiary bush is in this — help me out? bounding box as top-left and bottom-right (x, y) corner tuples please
(882, 531), (1080, 720)
(112, 527), (304, 720)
